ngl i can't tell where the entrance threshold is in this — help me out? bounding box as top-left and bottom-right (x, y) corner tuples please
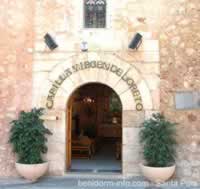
(70, 169), (121, 173)
(64, 171), (125, 180)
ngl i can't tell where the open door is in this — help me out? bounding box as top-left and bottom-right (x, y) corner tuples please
(66, 103), (72, 170)
(67, 83), (122, 173)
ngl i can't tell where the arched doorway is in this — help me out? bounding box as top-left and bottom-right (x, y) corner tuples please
(66, 83), (122, 173)
(39, 54), (155, 176)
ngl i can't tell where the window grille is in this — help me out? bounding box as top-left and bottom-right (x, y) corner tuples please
(84, 0), (106, 28)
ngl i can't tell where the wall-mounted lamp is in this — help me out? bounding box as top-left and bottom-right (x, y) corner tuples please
(44, 33), (58, 50)
(129, 33), (143, 50)
(80, 41), (88, 52)
(83, 97), (95, 103)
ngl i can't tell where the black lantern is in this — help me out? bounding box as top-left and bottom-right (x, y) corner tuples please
(129, 33), (143, 50)
(44, 33), (58, 50)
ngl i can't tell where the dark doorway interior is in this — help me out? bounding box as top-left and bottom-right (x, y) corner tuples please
(69, 83), (122, 172)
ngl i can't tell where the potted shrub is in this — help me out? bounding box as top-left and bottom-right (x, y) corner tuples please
(139, 113), (177, 183)
(9, 108), (52, 182)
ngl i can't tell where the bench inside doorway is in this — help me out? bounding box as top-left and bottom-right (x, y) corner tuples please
(72, 145), (92, 159)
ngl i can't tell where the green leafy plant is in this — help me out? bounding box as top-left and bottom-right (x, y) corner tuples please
(9, 108), (52, 164)
(140, 113), (177, 167)
(109, 93), (122, 114)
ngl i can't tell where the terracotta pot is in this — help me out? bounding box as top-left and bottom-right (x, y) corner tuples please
(140, 163), (176, 183)
(15, 162), (49, 182)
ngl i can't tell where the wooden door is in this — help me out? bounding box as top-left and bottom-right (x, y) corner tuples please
(66, 103), (72, 170)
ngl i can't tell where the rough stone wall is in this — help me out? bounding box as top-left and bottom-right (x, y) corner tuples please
(113, 0), (200, 181)
(0, 1), (35, 176)
(33, 0), (200, 180)
(159, 0), (200, 181)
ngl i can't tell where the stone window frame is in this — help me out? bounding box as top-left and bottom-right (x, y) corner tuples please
(80, 0), (111, 30)
(174, 91), (200, 110)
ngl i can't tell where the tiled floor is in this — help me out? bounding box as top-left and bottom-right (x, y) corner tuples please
(71, 141), (121, 172)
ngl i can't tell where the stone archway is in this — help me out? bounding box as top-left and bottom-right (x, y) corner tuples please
(37, 53), (153, 176)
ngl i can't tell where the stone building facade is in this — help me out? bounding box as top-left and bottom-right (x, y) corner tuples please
(0, 0), (199, 181)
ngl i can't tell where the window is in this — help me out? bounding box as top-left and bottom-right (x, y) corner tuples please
(84, 0), (106, 28)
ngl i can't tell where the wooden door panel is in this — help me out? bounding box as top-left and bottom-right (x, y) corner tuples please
(66, 104), (72, 170)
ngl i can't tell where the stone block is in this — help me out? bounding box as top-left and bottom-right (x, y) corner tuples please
(32, 80), (53, 107)
(46, 143), (65, 162)
(96, 68), (110, 84)
(122, 145), (141, 162)
(183, 167), (193, 177)
(151, 89), (160, 110)
(106, 72), (122, 89)
(64, 71), (83, 87)
(58, 79), (75, 97)
(78, 67), (99, 84)
(34, 41), (46, 51)
(88, 68), (100, 83)
(134, 63), (160, 75)
(125, 66), (142, 84)
(123, 110), (145, 127)
(33, 60), (60, 72)
(55, 35), (75, 51)
(142, 51), (160, 63)
(33, 72), (49, 88)
(114, 80), (130, 95)
(138, 80), (153, 110)
(123, 162), (140, 176)
(81, 30), (127, 51)
(48, 161), (65, 176)
(143, 74), (160, 90)
(141, 40), (159, 52)
(45, 126), (65, 144)
(48, 64), (68, 81)
(105, 53), (132, 72)
(192, 168), (200, 179)
(120, 91), (136, 111)
(38, 96), (51, 108)
(87, 52), (101, 61)
(34, 52), (73, 61)
(123, 127), (141, 146)
(53, 96), (70, 111)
